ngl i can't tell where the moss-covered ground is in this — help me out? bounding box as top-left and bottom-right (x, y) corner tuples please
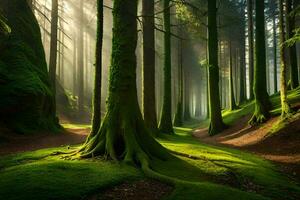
(1, 126), (299, 200)
(1, 89), (300, 200)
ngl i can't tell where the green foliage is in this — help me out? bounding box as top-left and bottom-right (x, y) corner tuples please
(0, 0), (59, 133)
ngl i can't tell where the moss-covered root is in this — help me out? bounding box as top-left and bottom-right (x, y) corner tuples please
(79, 109), (171, 167)
(248, 101), (270, 126)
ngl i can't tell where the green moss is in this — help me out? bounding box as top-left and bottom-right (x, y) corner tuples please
(0, 0), (59, 133)
(1, 127), (299, 200)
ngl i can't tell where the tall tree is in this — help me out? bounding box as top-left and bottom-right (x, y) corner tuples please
(279, 0), (292, 117)
(229, 42), (238, 110)
(159, 0), (174, 134)
(207, 0), (226, 135)
(249, 0), (271, 125)
(174, 28), (184, 126)
(77, 0), (84, 115)
(142, 0), (159, 134)
(80, 0), (170, 167)
(247, 0), (254, 100)
(286, 0), (299, 89)
(90, 0), (103, 135)
(48, 0), (58, 111)
(273, 12), (278, 93)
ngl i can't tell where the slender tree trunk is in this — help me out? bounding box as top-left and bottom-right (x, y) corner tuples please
(273, 14), (278, 93)
(80, 0), (170, 168)
(239, 8), (246, 104)
(174, 28), (184, 126)
(207, 0), (225, 135)
(142, 0), (158, 134)
(77, 0), (84, 115)
(159, 0), (174, 134)
(249, 0), (271, 125)
(184, 70), (191, 121)
(90, 0), (103, 135)
(48, 0), (58, 113)
(73, 32), (77, 96)
(279, 0), (292, 117)
(247, 0), (254, 100)
(286, 0), (299, 89)
(229, 42), (238, 110)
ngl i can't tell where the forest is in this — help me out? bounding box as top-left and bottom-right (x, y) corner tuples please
(0, 0), (300, 199)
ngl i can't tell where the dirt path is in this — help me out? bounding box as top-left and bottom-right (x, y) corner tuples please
(0, 127), (89, 156)
(193, 115), (300, 182)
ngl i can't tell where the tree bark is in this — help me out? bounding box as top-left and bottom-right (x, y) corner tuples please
(207, 0), (225, 135)
(77, 0), (84, 115)
(229, 42), (238, 110)
(90, 0), (103, 135)
(142, 0), (159, 134)
(273, 14), (278, 93)
(279, 0), (292, 117)
(247, 0), (254, 100)
(48, 0), (58, 113)
(249, 0), (271, 125)
(159, 0), (174, 134)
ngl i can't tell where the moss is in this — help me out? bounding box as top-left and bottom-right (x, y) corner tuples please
(0, 0), (59, 133)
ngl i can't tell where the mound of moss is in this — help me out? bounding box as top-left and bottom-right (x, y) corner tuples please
(0, 0), (59, 133)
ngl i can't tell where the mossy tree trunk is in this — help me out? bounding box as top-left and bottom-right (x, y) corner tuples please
(48, 0), (58, 112)
(159, 0), (174, 134)
(273, 13), (278, 93)
(279, 0), (292, 117)
(207, 0), (226, 135)
(249, 0), (271, 125)
(229, 42), (238, 111)
(286, 0), (299, 89)
(247, 0), (254, 100)
(142, 0), (159, 135)
(80, 0), (170, 167)
(91, 0), (103, 135)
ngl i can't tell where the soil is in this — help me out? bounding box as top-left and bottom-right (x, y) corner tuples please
(0, 126), (89, 156)
(85, 180), (173, 200)
(193, 114), (300, 182)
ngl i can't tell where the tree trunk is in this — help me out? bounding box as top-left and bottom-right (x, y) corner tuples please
(174, 27), (184, 126)
(279, 0), (292, 117)
(142, 0), (159, 134)
(249, 0), (271, 125)
(159, 0), (174, 134)
(286, 0), (299, 89)
(183, 70), (191, 121)
(207, 0), (225, 135)
(229, 42), (238, 110)
(48, 0), (58, 113)
(90, 0), (103, 135)
(80, 0), (170, 168)
(273, 14), (278, 93)
(77, 0), (84, 115)
(247, 0), (254, 100)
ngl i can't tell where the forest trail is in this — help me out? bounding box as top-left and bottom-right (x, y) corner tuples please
(0, 126), (89, 156)
(193, 115), (300, 182)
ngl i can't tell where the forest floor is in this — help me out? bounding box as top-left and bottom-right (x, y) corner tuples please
(1, 88), (300, 200)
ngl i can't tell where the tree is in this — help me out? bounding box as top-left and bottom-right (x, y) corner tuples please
(286, 0), (299, 89)
(159, 0), (174, 134)
(249, 0), (271, 125)
(48, 0), (58, 110)
(77, 0), (84, 115)
(90, 0), (103, 135)
(207, 0), (226, 135)
(278, 0), (292, 117)
(80, 0), (170, 167)
(142, 0), (159, 135)
(229, 41), (238, 110)
(273, 11), (278, 93)
(247, 0), (254, 100)
(174, 27), (184, 126)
